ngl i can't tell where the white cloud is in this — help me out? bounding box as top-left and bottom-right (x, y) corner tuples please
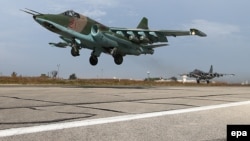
(46, 0), (119, 11)
(83, 0), (119, 8)
(44, 0), (117, 18)
(82, 9), (106, 18)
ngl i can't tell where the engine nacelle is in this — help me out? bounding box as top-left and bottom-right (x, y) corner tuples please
(91, 24), (118, 47)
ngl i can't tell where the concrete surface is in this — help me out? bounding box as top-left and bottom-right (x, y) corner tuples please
(0, 86), (250, 141)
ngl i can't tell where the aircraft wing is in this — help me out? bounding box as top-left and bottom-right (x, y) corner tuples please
(213, 73), (235, 77)
(158, 29), (207, 37)
(225, 73), (235, 76)
(180, 73), (200, 78)
(110, 28), (206, 44)
(189, 73), (202, 78)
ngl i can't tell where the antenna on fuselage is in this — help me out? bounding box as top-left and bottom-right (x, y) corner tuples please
(25, 8), (43, 15)
(20, 8), (43, 16)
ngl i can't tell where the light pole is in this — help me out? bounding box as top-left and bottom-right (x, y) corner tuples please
(101, 68), (103, 78)
(57, 64), (60, 79)
(147, 71), (150, 81)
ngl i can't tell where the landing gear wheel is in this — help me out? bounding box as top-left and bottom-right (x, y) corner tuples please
(89, 56), (98, 66)
(196, 80), (200, 84)
(206, 80), (210, 84)
(71, 48), (79, 57)
(114, 54), (123, 65)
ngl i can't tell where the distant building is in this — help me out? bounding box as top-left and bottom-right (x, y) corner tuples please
(177, 75), (196, 83)
(155, 75), (196, 83)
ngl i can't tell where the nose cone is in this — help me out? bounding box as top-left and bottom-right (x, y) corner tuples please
(33, 15), (37, 20)
(32, 14), (60, 33)
(33, 15), (46, 24)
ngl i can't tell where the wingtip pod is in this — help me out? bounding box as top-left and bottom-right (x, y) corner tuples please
(190, 29), (207, 37)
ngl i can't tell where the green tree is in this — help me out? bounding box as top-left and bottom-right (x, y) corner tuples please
(40, 74), (48, 78)
(11, 72), (17, 77)
(169, 76), (178, 81)
(69, 73), (77, 80)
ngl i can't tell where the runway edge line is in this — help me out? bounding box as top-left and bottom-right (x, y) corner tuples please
(1, 101), (250, 137)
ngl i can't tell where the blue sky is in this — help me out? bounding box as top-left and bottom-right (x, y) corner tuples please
(0, 0), (249, 83)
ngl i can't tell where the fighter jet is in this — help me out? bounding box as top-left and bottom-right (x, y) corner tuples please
(22, 9), (206, 66)
(182, 65), (235, 84)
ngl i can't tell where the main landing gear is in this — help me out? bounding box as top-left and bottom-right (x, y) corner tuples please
(113, 54), (123, 65)
(88, 54), (124, 66)
(70, 47), (124, 66)
(111, 47), (123, 65)
(89, 55), (98, 66)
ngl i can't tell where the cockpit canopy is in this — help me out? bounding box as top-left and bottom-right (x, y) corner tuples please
(63, 10), (80, 18)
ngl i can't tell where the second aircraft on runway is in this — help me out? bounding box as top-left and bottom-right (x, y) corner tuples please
(181, 65), (235, 84)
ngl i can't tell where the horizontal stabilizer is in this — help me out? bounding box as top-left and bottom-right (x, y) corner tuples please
(143, 43), (168, 48)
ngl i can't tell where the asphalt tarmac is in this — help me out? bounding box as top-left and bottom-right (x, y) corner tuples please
(0, 86), (250, 141)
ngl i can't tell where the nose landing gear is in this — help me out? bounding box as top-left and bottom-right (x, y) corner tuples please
(71, 47), (80, 57)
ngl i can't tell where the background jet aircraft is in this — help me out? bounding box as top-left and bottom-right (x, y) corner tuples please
(182, 65), (235, 84)
(22, 9), (206, 66)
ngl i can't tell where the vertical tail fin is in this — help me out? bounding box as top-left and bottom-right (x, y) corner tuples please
(209, 65), (213, 73)
(137, 17), (149, 29)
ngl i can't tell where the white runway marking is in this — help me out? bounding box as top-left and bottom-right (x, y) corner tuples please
(1, 101), (250, 137)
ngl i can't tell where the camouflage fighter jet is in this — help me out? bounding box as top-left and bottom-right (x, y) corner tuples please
(182, 65), (235, 84)
(22, 9), (206, 66)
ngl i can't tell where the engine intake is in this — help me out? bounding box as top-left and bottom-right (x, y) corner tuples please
(91, 25), (118, 47)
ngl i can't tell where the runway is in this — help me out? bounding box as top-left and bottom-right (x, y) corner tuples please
(0, 86), (250, 141)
